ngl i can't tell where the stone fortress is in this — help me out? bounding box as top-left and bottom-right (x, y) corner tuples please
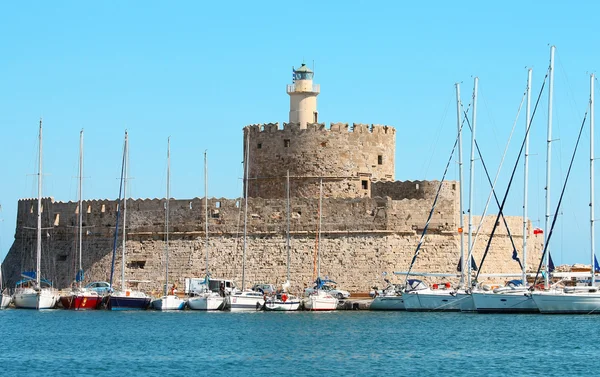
(3, 63), (542, 294)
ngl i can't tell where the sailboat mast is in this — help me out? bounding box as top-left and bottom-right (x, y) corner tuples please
(467, 78), (478, 288)
(523, 69), (532, 285)
(165, 137), (170, 296)
(205, 150), (209, 276)
(590, 73), (595, 286)
(544, 46), (555, 288)
(242, 129), (250, 291)
(455, 83), (465, 286)
(36, 118), (43, 288)
(78, 129), (84, 288)
(286, 170), (291, 282)
(318, 178), (323, 278)
(121, 131), (128, 290)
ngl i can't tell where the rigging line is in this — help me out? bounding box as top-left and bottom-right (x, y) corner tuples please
(422, 88), (454, 178)
(109, 136), (127, 290)
(556, 53), (582, 120)
(463, 114), (522, 269)
(403, 115), (467, 284)
(475, 74), (548, 281)
(479, 86), (503, 158)
(532, 111), (588, 287)
(467, 81), (529, 261)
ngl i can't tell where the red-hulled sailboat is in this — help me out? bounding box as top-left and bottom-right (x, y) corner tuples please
(60, 129), (103, 310)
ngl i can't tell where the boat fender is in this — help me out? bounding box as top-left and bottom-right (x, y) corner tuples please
(281, 294), (288, 302)
(444, 282), (451, 289)
(432, 284), (439, 290)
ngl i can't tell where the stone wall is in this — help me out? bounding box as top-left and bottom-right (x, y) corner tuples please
(244, 122), (396, 199)
(3, 195), (542, 294)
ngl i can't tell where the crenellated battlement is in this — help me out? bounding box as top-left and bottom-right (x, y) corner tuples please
(246, 122), (395, 135)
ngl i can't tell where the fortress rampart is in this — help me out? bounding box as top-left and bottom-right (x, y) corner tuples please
(244, 122), (395, 199)
(3, 189), (543, 294)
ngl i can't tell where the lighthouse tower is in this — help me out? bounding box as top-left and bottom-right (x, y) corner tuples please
(287, 63), (320, 128)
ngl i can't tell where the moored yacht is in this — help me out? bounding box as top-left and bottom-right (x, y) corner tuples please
(14, 120), (59, 310)
(14, 277), (59, 310)
(108, 289), (151, 310)
(370, 278), (405, 311)
(302, 289), (338, 311)
(402, 280), (467, 312)
(60, 288), (102, 310)
(471, 281), (538, 313)
(226, 290), (264, 311)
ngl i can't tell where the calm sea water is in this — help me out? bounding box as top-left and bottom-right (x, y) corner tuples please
(0, 309), (596, 376)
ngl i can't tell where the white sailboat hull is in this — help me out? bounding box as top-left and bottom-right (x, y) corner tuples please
(1, 294), (11, 309)
(403, 289), (464, 312)
(370, 296), (405, 311)
(532, 291), (600, 314)
(303, 291), (338, 311)
(226, 292), (264, 311)
(264, 298), (301, 311)
(152, 295), (186, 311)
(472, 290), (538, 313)
(13, 288), (59, 309)
(188, 294), (224, 311)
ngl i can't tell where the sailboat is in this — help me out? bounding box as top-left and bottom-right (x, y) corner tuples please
(225, 129), (265, 311)
(13, 119), (60, 310)
(152, 137), (186, 311)
(471, 68), (539, 313)
(107, 131), (152, 310)
(369, 273), (405, 311)
(60, 130), (102, 310)
(1, 205), (12, 309)
(401, 81), (475, 312)
(188, 151), (225, 311)
(302, 178), (338, 311)
(1, 256), (11, 309)
(532, 71), (600, 313)
(264, 170), (301, 311)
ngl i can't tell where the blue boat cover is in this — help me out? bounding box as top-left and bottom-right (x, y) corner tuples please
(76, 269), (85, 283)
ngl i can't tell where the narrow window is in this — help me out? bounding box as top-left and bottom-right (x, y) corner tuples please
(127, 261), (146, 269)
(216, 201), (221, 208)
(362, 180), (368, 190)
(378, 155), (383, 165)
(416, 183), (420, 190)
(314, 112), (318, 123)
(257, 143), (262, 149)
(53, 213), (60, 226)
(284, 139), (290, 148)
(57, 255), (68, 262)
(101, 204), (106, 213)
(87, 205), (91, 214)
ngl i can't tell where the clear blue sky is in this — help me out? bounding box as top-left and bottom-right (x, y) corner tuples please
(1, 1), (599, 267)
